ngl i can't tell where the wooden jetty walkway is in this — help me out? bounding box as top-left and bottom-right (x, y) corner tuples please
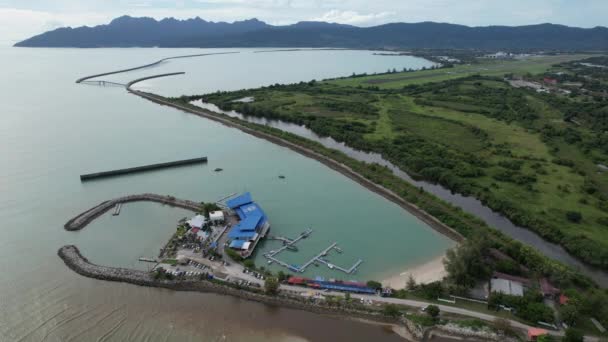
(266, 228), (312, 258)
(80, 157), (207, 181)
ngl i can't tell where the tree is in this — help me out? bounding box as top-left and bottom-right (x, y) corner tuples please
(444, 236), (490, 288)
(382, 304), (401, 317)
(264, 277), (279, 295)
(344, 292), (351, 302)
(425, 305), (440, 320)
(492, 318), (514, 336)
(243, 259), (255, 269)
(559, 304), (579, 325)
(406, 274), (417, 291)
(367, 280), (382, 290)
(563, 328), (584, 342)
(277, 271), (288, 282)
(566, 211), (582, 223)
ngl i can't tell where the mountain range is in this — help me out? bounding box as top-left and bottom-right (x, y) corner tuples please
(14, 16), (608, 50)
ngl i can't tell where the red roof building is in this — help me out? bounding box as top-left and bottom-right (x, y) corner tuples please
(544, 77), (558, 85)
(528, 328), (548, 341)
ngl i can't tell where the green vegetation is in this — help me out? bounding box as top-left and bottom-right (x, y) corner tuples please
(382, 303), (401, 318)
(563, 328), (584, 342)
(161, 258), (178, 266)
(163, 55), (608, 334)
(425, 304), (440, 320)
(197, 55), (608, 270)
(366, 280), (382, 290)
(444, 236), (491, 290)
(329, 55), (593, 88)
(488, 290), (554, 324)
(264, 276), (279, 295)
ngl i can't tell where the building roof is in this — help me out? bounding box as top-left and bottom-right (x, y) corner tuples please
(187, 215), (207, 229)
(228, 229), (257, 240)
(528, 328), (547, 339)
(209, 210), (224, 221)
(226, 192), (253, 209)
(189, 227), (200, 234)
(493, 272), (531, 285)
(491, 278), (524, 297)
(229, 240), (246, 249)
(234, 212), (263, 232)
(559, 294), (570, 305)
(229, 240), (251, 250)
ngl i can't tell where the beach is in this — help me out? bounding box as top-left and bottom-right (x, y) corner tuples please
(382, 254), (447, 289)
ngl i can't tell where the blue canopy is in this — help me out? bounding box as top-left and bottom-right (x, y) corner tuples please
(226, 192), (253, 209)
(228, 229), (257, 240)
(233, 213), (263, 232)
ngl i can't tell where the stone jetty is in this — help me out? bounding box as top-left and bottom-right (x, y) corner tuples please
(64, 193), (201, 231)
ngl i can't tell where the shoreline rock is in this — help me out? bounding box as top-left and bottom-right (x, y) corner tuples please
(58, 245), (399, 325)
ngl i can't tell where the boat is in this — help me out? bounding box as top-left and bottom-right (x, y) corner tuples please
(278, 175), (286, 179)
(214, 168), (223, 172)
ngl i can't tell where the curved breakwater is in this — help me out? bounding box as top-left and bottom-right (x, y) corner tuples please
(64, 193), (201, 231)
(75, 52), (239, 83)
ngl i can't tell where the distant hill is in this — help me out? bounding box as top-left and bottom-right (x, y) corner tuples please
(14, 16), (608, 50)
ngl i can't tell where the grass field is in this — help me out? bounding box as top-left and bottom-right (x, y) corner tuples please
(330, 54), (594, 89)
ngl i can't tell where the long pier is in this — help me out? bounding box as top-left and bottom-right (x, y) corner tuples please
(75, 52), (239, 84)
(299, 242), (337, 271)
(80, 157), (207, 181)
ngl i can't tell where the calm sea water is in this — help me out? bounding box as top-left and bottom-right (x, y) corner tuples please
(0, 47), (448, 341)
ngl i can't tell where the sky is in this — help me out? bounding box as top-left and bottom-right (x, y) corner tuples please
(1, 0), (607, 44)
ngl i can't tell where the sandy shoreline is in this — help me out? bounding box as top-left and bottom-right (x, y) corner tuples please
(382, 254), (447, 289)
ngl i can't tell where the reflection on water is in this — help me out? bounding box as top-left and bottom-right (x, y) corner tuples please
(191, 100), (608, 286)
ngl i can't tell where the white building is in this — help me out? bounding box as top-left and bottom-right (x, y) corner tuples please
(491, 278), (524, 297)
(187, 215), (207, 229)
(209, 211), (225, 224)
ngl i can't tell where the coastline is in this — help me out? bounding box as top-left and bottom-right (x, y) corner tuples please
(129, 89), (465, 245)
(382, 254), (447, 289)
(58, 245), (400, 324)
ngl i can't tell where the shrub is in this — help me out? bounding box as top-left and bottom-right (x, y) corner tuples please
(563, 328), (584, 342)
(382, 304), (401, 317)
(426, 305), (440, 319)
(366, 280), (382, 290)
(264, 277), (279, 295)
(566, 211), (582, 223)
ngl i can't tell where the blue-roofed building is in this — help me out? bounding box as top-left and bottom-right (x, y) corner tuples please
(226, 193), (253, 209)
(225, 193), (271, 258)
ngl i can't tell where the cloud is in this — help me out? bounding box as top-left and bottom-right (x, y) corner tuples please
(311, 9), (395, 26)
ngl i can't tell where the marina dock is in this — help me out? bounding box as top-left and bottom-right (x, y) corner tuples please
(80, 157), (208, 181)
(263, 230), (363, 275)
